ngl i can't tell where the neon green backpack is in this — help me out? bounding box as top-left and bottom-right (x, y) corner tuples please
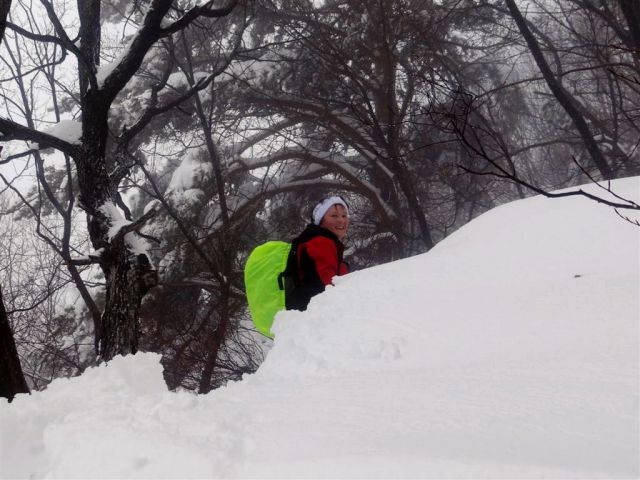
(244, 241), (292, 337)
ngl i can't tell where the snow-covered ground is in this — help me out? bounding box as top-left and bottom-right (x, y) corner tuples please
(1, 177), (638, 479)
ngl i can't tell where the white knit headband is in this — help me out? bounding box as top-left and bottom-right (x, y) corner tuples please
(312, 196), (349, 225)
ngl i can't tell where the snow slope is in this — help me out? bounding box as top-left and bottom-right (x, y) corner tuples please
(1, 177), (638, 479)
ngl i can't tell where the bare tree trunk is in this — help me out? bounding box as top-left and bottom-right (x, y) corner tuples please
(0, 0), (25, 407)
(73, 0), (160, 360)
(197, 281), (230, 394)
(505, 0), (614, 180)
(0, 0), (9, 42)
(75, 128), (158, 360)
(619, 0), (640, 51)
(1, 0), (236, 362)
(372, 2), (434, 252)
(0, 0), (9, 138)
(0, 285), (30, 402)
(98, 245), (157, 360)
(74, 102), (152, 360)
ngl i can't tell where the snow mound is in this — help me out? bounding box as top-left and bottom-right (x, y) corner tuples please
(1, 354), (248, 479)
(262, 177), (639, 382)
(1, 177), (638, 479)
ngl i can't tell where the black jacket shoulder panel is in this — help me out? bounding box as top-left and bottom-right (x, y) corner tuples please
(292, 224), (345, 260)
(292, 223), (341, 245)
(284, 224), (346, 311)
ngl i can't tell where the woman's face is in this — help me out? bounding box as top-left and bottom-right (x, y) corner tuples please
(320, 204), (350, 240)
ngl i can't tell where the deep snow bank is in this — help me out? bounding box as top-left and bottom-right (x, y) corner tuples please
(1, 177), (638, 479)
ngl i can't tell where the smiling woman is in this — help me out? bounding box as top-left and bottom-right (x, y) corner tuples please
(286, 196), (351, 311)
(316, 201), (350, 241)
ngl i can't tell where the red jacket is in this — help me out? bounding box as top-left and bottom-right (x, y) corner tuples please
(286, 224), (349, 311)
(298, 235), (349, 286)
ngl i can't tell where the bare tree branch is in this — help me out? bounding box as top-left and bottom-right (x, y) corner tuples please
(159, 0), (239, 37)
(505, 0), (614, 180)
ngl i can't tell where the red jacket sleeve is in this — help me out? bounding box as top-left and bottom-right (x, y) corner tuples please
(303, 236), (341, 286)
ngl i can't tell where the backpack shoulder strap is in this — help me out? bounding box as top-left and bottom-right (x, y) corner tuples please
(281, 236), (300, 283)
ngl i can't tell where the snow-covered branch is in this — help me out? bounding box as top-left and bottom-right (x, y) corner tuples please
(248, 95), (380, 160)
(0, 118), (80, 157)
(229, 146), (396, 225)
(228, 118), (304, 157)
(103, 204), (158, 246)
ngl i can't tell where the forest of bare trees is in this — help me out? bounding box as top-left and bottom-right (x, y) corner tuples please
(0, 0), (638, 399)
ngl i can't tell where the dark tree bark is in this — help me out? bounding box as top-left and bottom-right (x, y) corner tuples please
(197, 299), (230, 394)
(373, 2), (434, 251)
(0, 285), (30, 402)
(505, 0), (614, 180)
(0, 0), (26, 406)
(72, 0), (159, 360)
(617, 0), (640, 51)
(0, 0), (9, 42)
(75, 0), (236, 361)
(196, 236), (232, 394)
(0, 0), (238, 361)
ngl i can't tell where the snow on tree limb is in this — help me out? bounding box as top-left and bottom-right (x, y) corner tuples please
(227, 118), (305, 157)
(0, 118), (80, 156)
(96, 0), (238, 102)
(167, 149), (213, 194)
(41, 121), (82, 145)
(228, 145), (396, 224)
(248, 95), (379, 159)
(99, 201), (157, 259)
(103, 203), (157, 243)
(100, 202), (133, 242)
